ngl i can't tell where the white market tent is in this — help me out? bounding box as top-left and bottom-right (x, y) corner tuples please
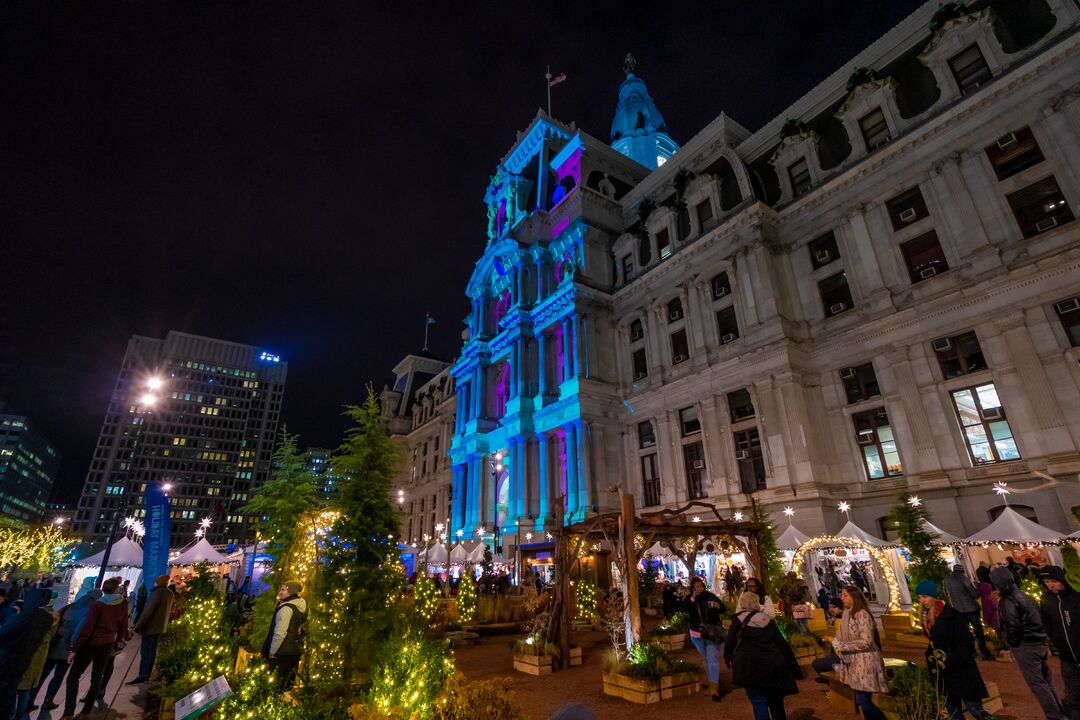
(170, 537), (231, 566)
(449, 543), (469, 563)
(964, 507), (1067, 545)
(776, 524), (812, 551)
(466, 542), (487, 563)
(425, 543), (448, 565)
(924, 521), (963, 545)
(75, 536), (145, 567)
(835, 520), (898, 548)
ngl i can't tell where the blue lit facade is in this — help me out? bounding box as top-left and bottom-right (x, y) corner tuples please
(610, 56), (679, 169)
(448, 105), (654, 552)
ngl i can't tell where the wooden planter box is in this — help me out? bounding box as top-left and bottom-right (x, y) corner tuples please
(234, 646), (256, 675)
(569, 646), (582, 667)
(514, 652), (553, 676)
(873, 680), (1001, 719)
(881, 612), (914, 639)
(792, 645), (824, 667)
(894, 633), (930, 649)
(653, 633), (687, 652)
(602, 670), (701, 704)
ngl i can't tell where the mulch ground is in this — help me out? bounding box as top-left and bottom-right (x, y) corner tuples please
(454, 624), (1066, 719)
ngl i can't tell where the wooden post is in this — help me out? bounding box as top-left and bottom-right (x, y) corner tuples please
(548, 497), (571, 670)
(619, 488), (641, 650)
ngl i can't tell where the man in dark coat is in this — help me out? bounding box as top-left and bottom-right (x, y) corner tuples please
(262, 582), (307, 691)
(0, 589), (56, 720)
(1040, 566), (1080, 720)
(915, 580), (992, 720)
(944, 564), (994, 660)
(992, 565), (1067, 719)
(128, 575), (174, 684)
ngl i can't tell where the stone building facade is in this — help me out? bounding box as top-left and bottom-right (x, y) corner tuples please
(397, 0), (1080, 557)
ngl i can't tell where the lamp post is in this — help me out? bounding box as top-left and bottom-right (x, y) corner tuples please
(95, 375), (164, 587)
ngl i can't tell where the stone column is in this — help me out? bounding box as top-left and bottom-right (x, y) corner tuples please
(655, 414), (677, 504)
(562, 315), (574, 381)
(451, 464), (466, 532)
(648, 304), (666, 380)
(957, 151), (1014, 248)
(534, 255), (546, 299)
(699, 395), (725, 498)
(693, 279), (717, 350)
(841, 204), (891, 310)
(517, 263), (529, 307)
(509, 340), (520, 398)
(537, 433), (550, 522)
(878, 348), (941, 476)
(678, 284), (704, 357)
(507, 437), (520, 523)
(536, 331), (548, 397)
(517, 436), (531, 522)
(574, 312), (585, 379)
(465, 456), (481, 528)
(564, 422), (580, 520)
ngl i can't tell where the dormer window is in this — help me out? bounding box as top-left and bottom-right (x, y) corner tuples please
(948, 44), (991, 94)
(657, 228), (672, 260)
(695, 199), (715, 231)
(788, 158), (811, 198)
(859, 108), (890, 151)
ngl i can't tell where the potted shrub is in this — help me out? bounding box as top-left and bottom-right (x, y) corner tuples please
(512, 630), (558, 676)
(650, 612), (689, 652)
(788, 632), (825, 666)
(602, 642), (701, 704)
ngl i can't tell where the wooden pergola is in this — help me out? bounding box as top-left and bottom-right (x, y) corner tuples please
(545, 490), (765, 668)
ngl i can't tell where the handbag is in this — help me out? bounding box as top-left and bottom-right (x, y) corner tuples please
(696, 596), (727, 644)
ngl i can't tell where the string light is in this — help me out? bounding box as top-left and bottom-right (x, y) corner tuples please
(790, 535), (902, 613)
(457, 573), (477, 623)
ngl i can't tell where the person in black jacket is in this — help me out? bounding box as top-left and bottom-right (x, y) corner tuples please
(0, 589), (57, 720)
(991, 566), (1067, 720)
(1040, 566), (1080, 720)
(724, 591), (801, 720)
(262, 582), (307, 691)
(915, 580), (992, 720)
(680, 577), (726, 700)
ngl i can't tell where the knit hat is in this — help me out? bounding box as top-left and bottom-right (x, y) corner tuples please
(914, 579), (939, 598)
(1039, 565), (1068, 584)
(283, 581), (302, 596)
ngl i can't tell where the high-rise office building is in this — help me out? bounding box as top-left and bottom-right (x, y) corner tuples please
(0, 414), (61, 523)
(304, 447), (342, 500)
(74, 332), (287, 550)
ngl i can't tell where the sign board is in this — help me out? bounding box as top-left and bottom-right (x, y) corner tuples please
(175, 675), (231, 720)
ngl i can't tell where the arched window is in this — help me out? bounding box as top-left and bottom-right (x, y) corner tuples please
(989, 504), (1038, 523)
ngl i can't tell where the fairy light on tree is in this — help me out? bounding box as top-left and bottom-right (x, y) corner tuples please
(414, 572), (440, 621)
(456, 572), (477, 624)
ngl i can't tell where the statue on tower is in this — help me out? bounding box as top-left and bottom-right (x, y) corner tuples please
(623, 53), (637, 76)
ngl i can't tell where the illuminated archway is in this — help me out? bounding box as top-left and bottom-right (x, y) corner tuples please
(790, 535), (901, 613)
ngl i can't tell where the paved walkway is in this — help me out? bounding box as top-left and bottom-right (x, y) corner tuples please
(31, 641), (146, 720)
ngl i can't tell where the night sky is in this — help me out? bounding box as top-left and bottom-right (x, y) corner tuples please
(2, 1), (923, 505)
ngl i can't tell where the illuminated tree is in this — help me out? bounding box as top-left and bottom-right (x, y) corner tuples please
(322, 386), (404, 684)
(0, 522), (75, 572)
(887, 495), (948, 588)
(456, 574), (477, 624)
(414, 572), (440, 622)
(752, 500), (784, 597)
(368, 623), (454, 720)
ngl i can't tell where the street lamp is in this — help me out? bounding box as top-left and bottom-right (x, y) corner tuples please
(96, 374), (165, 586)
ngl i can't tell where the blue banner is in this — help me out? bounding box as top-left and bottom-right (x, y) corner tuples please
(143, 483), (171, 588)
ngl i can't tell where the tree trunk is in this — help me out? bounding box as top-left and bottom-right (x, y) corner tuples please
(620, 489), (641, 649)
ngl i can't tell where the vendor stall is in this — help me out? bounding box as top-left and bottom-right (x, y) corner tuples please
(960, 506), (1067, 569)
(69, 536), (144, 605)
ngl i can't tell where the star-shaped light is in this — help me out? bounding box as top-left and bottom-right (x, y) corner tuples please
(994, 482), (1010, 497)
(546, 532), (553, 541)
(525, 532), (533, 541)
(439, 533), (447, 541)
(200, 517), (213, 528)
(456, 528), (464, 538)
(733, 511), (744, 522)
(783, 507), (795, 517)
(907, 496), (922, 507)
(838, 501), (851, 514)
(692, 516), (702, 523)
(435, 523), (444, 532)
(476, 527), (485, 536)
(194, 528), (204, 538)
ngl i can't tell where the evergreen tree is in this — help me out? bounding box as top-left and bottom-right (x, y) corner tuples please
(752, 499), (785, 598)
(322, 386), (404, 683)
(887, 495), (948, 589)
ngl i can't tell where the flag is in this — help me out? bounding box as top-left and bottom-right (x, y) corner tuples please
(426, 314), (437, 325)
(548, 72), (567, 88)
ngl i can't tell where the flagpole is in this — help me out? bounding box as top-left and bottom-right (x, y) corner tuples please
(423, 313), (431, 352)
(545, 65), (552, 116)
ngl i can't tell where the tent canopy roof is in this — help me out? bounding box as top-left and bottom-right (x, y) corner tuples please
(75, 536), (144, 567)
(170, 537), (231, 565)
(963, 507), (1066, 544)
(924, 521), (962, 545)
(776, 524), (812, 551)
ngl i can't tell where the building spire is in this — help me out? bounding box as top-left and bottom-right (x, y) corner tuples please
(609, 53), (679, 169)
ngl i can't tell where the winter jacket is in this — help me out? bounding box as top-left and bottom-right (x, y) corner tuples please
(47, 592), (100, 660)
(135, 585), (174, 636)
(0, 589), (56, 680)
(724, 610), (801, 695)
(943, 570), (980, 614)
(832, 608), (889, 693)
(19, 611), (58, 690)
(977, 582), (999, 630)
(922, 601), (988, 702)
(991, 566), (1047, 648)
(263, 596), (307, 658)
(1040, 566), (1080, 663)
(680, 591), (725, 635)
(72, 592), (129, 651)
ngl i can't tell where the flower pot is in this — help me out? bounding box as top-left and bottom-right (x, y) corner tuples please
(513, 652), (553, 676)
(602, 670), (701, 704)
